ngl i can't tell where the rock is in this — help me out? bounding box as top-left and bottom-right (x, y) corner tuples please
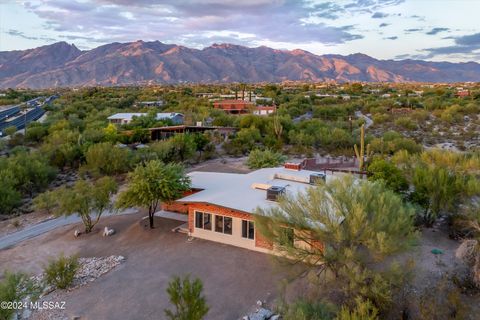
(456, 239), (479, 266)
(247, 308), (274, 320)
(270, 315), (280, 320)
(256, 300), (263, 307)
(74, 229), (81, 237)
(103, 226), (115, 237)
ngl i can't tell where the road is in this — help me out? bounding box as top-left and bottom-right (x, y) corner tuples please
(0, 208), (137, 250)
(355, 111), (373, 128)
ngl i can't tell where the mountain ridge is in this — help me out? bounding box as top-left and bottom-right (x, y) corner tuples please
(1, 41), (479, 88)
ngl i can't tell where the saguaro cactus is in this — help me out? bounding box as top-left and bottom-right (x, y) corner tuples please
(354, 124), (372, 170)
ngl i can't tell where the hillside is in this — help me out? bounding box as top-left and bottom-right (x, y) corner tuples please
(1, 41), (480, 88)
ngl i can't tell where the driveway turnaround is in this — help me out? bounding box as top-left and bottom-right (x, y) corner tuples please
(0, 215), (293, 320)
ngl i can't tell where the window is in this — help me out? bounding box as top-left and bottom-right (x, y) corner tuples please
(195, 212), (212, 230)
(215, 215), (232, 235)
(279, 227), (294, 246)
(242, 220), (255, 240)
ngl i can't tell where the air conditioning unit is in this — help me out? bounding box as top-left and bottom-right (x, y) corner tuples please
(309, 173), (326, 185)
(266, 186), (286, 201)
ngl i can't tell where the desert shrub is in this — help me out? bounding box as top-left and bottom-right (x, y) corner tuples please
(367, 158), (408, 194)
(372, 113), (390, 124)
(283, 299), (336, 320)
(337, 298), (379, 320)
(394, 116), (417, 130)
(0, 271), (42, 320)
(84, 142), (131, 176)
(33, 190), (57, 215)
(418, 276), (470, 320)
(44, 254), (79, 289)
(164, 275), (209, 320)
(247, 149), (287, 169)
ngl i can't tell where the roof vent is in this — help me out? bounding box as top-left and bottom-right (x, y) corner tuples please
(309, 173), (326, 185)
(266, 186), (286, 201)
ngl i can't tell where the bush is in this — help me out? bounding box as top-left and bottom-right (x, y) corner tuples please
(247, 149), (287, 169)
(44, 254), (79, 289)
(336, 298), (379, 320)
(164, 275), (209, 320)
(85, 142), (131, 176)
(394, 117), (417, 130)
(0, 271), (42, 320)
(283, 299), (336, 320)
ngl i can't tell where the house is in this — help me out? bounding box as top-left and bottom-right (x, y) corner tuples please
(456, 90), (470, 97)
(213, 100), (254, 114)
(253, 105), (276, 116)
(136, 100), (165, 107)
(107, 112), (184, 125)
(167, 166), (336, 253)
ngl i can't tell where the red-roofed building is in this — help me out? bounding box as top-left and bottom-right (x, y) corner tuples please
(213, 100), (253, 114)
(456, 90), (470, 97)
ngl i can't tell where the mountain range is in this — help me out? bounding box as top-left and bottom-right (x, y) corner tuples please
(1, 40), (480, 89)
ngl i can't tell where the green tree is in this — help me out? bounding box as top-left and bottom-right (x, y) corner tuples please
(3, 126), (17, 136)
(84, 142), (131, 176)
(246, 149), (287, 169)
(116, 160), (190, 228)
(0, 172), (21, 215)
(33, 190), (57, 215)
(53, 177), (118, 233)
(256, 176), (416, 312)
(367, 158), (408, 194)
(170, 134), (197, 162)
(164, 275), (209, 320)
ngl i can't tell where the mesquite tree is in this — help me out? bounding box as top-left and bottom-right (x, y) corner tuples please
(116, 160), (190, 229)
(53, 177), (118, 233)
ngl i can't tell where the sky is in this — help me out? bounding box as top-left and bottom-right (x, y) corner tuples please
(1, 0), (479, 62)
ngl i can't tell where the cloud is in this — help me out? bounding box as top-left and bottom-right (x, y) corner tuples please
(405, 28), (422, 33)
(379, 23), (389, 27)
(384, 36), (398, 40)
(5, 29), (57, 42)
(426, 27), (449, 35)
(419, 32), (480, 59)
(372, 12), (389, 18)
(456, 32), (480, 46)
(20, 0), (365, 48)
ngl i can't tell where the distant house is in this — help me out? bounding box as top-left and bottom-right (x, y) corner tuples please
(136, 100), (165, 107)
(456, 90), (470, 97)
(213, 100), (254, 114)
(253, 105), (276, 116)
(164, 166), (335, 253)
(107, 112), (184, 125)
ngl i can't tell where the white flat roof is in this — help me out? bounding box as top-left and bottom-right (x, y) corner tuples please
(107, 112), (183, 121)
(178, 167), (339, 214)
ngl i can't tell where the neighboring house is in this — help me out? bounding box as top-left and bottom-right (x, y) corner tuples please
(253, 105), (276, 116)
(107, 112), (184, 125)
(136, 100), (165, 107)
(167, 166), (334, 253)
(213, 100), (254, 114)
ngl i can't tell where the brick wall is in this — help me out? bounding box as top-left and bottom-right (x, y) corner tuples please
(162, 189), (201, 214)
